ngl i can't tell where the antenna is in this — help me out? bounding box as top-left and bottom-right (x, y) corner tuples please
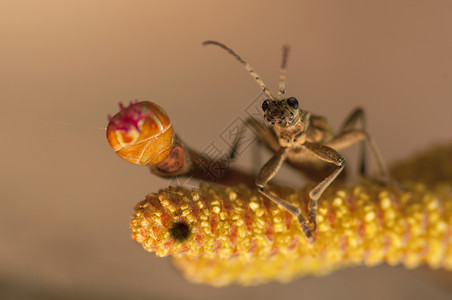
(278, 45), (290, 98)
(203, 40), (276, 100)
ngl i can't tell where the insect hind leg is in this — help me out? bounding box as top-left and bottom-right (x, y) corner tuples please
(339, 107), (367, 175)
(328, 107), (390, 181)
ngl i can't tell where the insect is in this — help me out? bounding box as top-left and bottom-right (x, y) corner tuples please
(107, 101), (254, 186)
(203, 41), (390, 240)
(131, 179), (452, 286)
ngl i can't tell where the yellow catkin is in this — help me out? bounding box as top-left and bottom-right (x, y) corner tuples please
(131, 182), (452, 286)
(130, 142), (452, 286)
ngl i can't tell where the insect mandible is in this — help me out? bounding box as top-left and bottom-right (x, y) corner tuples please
(203, 40), (390, 240)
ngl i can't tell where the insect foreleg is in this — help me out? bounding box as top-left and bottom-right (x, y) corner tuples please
(256, 148), (299, 215)
(246, 118), (280, 152)
(256, 148), (288, 188)
(245, 118), (281, 174)
(303, 142), (345, 237)
(304, 142), (345, 200)
(255, 148), (314, 239)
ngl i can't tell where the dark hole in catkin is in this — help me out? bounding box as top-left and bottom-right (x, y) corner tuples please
(170, 221), (190, 242)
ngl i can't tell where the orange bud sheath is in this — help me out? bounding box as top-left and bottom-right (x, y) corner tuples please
(107, 101), (174, 165)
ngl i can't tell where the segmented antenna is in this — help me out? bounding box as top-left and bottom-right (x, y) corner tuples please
(203, 40), (276, 100)
(278, 45), (290, 98)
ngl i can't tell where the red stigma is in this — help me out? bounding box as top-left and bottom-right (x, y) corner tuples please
(108, 101), (151, 131)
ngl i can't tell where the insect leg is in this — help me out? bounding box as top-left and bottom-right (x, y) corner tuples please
(256, 148), (288, 191)
(255, 148), (314, 240)
(246, 118), (280, 152)
(246, 117), (281, 174)
(339, 107), (367, 175)
(365, 134), (390, 181)
(328, 108), (390, 181)
(303, 142), (345, 238)
(339, 107), (365, 132)
(325, 130), (365, 151)
(227, 124), (247, 161)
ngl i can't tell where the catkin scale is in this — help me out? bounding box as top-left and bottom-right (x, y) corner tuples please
(131, 182), (452, 286)
(107, 101), (174, 165)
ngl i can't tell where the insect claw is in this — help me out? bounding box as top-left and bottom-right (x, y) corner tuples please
(299, 217), (317, 241)
(302, 226), (316, 242)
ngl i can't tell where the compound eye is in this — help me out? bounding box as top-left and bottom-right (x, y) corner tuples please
(170, 221), (190, 242)
(262, 100), (270, 112)
(286, 97), (299, 109)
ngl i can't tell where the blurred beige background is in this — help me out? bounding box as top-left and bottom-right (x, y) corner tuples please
(1, 0), (452, 299)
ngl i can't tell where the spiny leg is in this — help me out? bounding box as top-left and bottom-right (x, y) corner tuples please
(277, 45), (290, 98)
(303, 142), (345, 237)
(203, 40), (276, 100)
